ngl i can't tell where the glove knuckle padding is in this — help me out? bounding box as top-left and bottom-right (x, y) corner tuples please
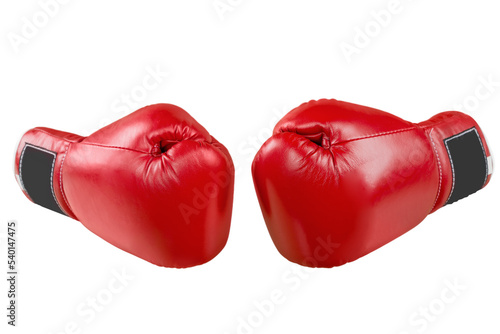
(252, 99), (492, 267)
(15, 104), (234, 268)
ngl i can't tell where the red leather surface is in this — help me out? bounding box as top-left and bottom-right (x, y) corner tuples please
(15, 104), (234, 268)
(252, 99), (491, 267)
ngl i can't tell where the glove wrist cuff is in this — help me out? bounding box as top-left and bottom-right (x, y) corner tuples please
(15, 128), (83, 219)
(419, 111), (492, 211)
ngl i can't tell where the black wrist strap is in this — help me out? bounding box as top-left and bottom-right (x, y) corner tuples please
(444, 127), (490, 205)
(18, 143), (67, 216)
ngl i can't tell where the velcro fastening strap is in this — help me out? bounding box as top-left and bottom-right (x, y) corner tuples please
(444, 127), (488, 205)
(19, 144), (67, 216)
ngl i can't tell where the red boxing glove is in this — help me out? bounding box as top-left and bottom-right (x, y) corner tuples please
(252, 99), (492, 267)
(15, 104), (234, 268)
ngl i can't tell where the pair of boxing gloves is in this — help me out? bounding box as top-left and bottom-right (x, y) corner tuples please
(15, 100), (493, 268)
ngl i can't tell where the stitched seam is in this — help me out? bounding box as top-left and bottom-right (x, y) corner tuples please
(82, 140), (214, 155)
(49, 148), (67, 215)
(35, 128), (216, 155)
(32, 128), (82, 143)
(474, 128), (489, 186)
(428, 129), (442, 212)
(32, 129), (149, 154)
(34, 128), (216, 154)
(443, 138), (456, 204)
(18, 144), (28, 192)
(333, 126), (417, 146)
(80, 142), (149, 154)
(59, 143), (73, 215)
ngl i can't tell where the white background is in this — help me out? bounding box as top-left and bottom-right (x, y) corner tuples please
(1, 0), (499, 333)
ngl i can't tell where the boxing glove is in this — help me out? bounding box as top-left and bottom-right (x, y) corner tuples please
(252, 99), (492, 267)
(15, 104), (234, 268)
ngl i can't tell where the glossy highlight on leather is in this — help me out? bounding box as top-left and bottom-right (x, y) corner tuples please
(252, 99), (492, 268)
(15, 104), (235, 268)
